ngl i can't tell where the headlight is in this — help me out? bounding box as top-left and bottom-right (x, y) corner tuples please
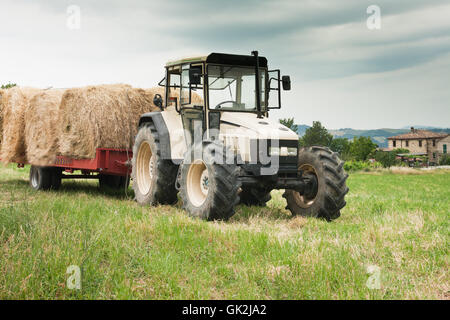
(269, 147), (297, 156)
(287, 147), (298, 156)
(269, 147), (280, 156)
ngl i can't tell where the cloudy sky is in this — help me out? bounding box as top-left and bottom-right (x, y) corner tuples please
(1, 0), (449, 129)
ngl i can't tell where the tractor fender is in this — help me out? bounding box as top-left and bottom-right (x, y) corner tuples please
(138, 112), (171, 160)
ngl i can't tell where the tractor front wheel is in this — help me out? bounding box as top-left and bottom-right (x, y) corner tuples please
(284, 146), (349, 221)
(179, 142), (240, 220)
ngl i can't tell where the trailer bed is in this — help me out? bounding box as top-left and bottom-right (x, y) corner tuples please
(52, 148), (132, 176)
(7, 148), (133, 190)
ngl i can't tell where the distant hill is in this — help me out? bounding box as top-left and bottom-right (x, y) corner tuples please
(400, 125), (446, 130)
(296, 125), (450, 148)
(297, 124), (311, 137)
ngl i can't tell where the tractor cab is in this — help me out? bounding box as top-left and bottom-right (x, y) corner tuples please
(157, 51), (292, 146)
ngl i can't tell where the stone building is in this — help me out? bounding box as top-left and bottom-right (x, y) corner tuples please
(387, 127), (449, 163)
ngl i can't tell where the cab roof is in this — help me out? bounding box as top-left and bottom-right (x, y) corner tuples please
(165, 52), (268, 68)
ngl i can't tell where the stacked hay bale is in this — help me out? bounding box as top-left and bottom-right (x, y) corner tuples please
(0, 89), (4, 149)
(0, 87), (42, 163)
(24, 90), (64, 166)
(0, 84), (204, 163)
(57, 84), (162, 159)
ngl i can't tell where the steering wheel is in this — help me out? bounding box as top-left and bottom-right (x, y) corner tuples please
(215, 100), (239, 109)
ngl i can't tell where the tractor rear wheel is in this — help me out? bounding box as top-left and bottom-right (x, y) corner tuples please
(284, 146), (349, 221)
(179, 142), (240, 220)
(132, 123), (178, 205)
(239, 187), (272, 206)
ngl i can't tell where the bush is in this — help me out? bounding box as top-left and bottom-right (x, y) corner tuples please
(344, 160), (382, 172)
(439, 155), (450, 165)
(391, 148), (409, 154)
(373, 150), (397, 168)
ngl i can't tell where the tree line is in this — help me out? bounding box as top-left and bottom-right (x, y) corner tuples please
(279, 118), (409, 168)
(1, 83), (16, 89)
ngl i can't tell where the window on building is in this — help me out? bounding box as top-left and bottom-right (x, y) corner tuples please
(444, 144), (447, 154)
(393, 140), (396, 148)
(419, 140), (422, 147)
(433, 140), (436, 147)
(433, 152), (436, 159)
(405, 140), (409, 147)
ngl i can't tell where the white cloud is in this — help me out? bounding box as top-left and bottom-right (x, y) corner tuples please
(272, 52), (450, 129)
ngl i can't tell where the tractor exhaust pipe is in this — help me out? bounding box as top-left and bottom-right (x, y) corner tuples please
(252, 50), (263, 119)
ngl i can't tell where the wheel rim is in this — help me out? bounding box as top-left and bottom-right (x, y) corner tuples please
(293, 164), (319, 208)
(31, 167), (39, 189)
(187, 160), (209, 207)
(136, 141), (153, 195)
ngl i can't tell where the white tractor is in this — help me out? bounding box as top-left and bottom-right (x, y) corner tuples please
(131, 51), (348, 221)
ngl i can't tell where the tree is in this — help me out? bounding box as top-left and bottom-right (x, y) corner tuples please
(373, 150), (397, 168)
(279, 118), (298, 133)
(329, 137), (350, 156)
(1, 83), (16, 89)
(300, 121), (333, 147)
(348, 136), (378, 161)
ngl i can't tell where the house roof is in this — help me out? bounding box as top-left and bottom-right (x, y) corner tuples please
(388, 129), (448, 140)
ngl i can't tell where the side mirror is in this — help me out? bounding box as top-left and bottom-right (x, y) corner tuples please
(189, 67), (202, 85)
(153, 94), (163, 109)
(282, 76), (291, 91)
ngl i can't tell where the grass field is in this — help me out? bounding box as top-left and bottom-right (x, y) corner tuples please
(0, 164), (448, 299)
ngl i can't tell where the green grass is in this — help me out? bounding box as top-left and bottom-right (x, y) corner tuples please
(0, 164), (448, 299)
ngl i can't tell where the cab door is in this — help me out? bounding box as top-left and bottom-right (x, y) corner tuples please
(180, 64), (206, 147)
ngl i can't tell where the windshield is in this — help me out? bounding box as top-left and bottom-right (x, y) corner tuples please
(208, 65), (266, 112)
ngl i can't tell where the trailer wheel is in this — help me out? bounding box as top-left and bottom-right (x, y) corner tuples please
(179, 142), (240, 221)
(239, 187), (272, 206)
(30, 166), (52, 191)
(283, 146), (349, 221)
(99, 174), (130, 190)
(51, 168), (62, 190)
(132, 123), (178, 205)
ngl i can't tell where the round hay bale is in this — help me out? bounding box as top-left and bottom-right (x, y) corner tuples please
(57, 84), (161, 159)
(24, 90), (64, 166)
(0, 87), (42, 163)
(57, 84), (204, 160)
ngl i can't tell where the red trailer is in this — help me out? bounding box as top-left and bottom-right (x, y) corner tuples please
(22, 148), (133, 191)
